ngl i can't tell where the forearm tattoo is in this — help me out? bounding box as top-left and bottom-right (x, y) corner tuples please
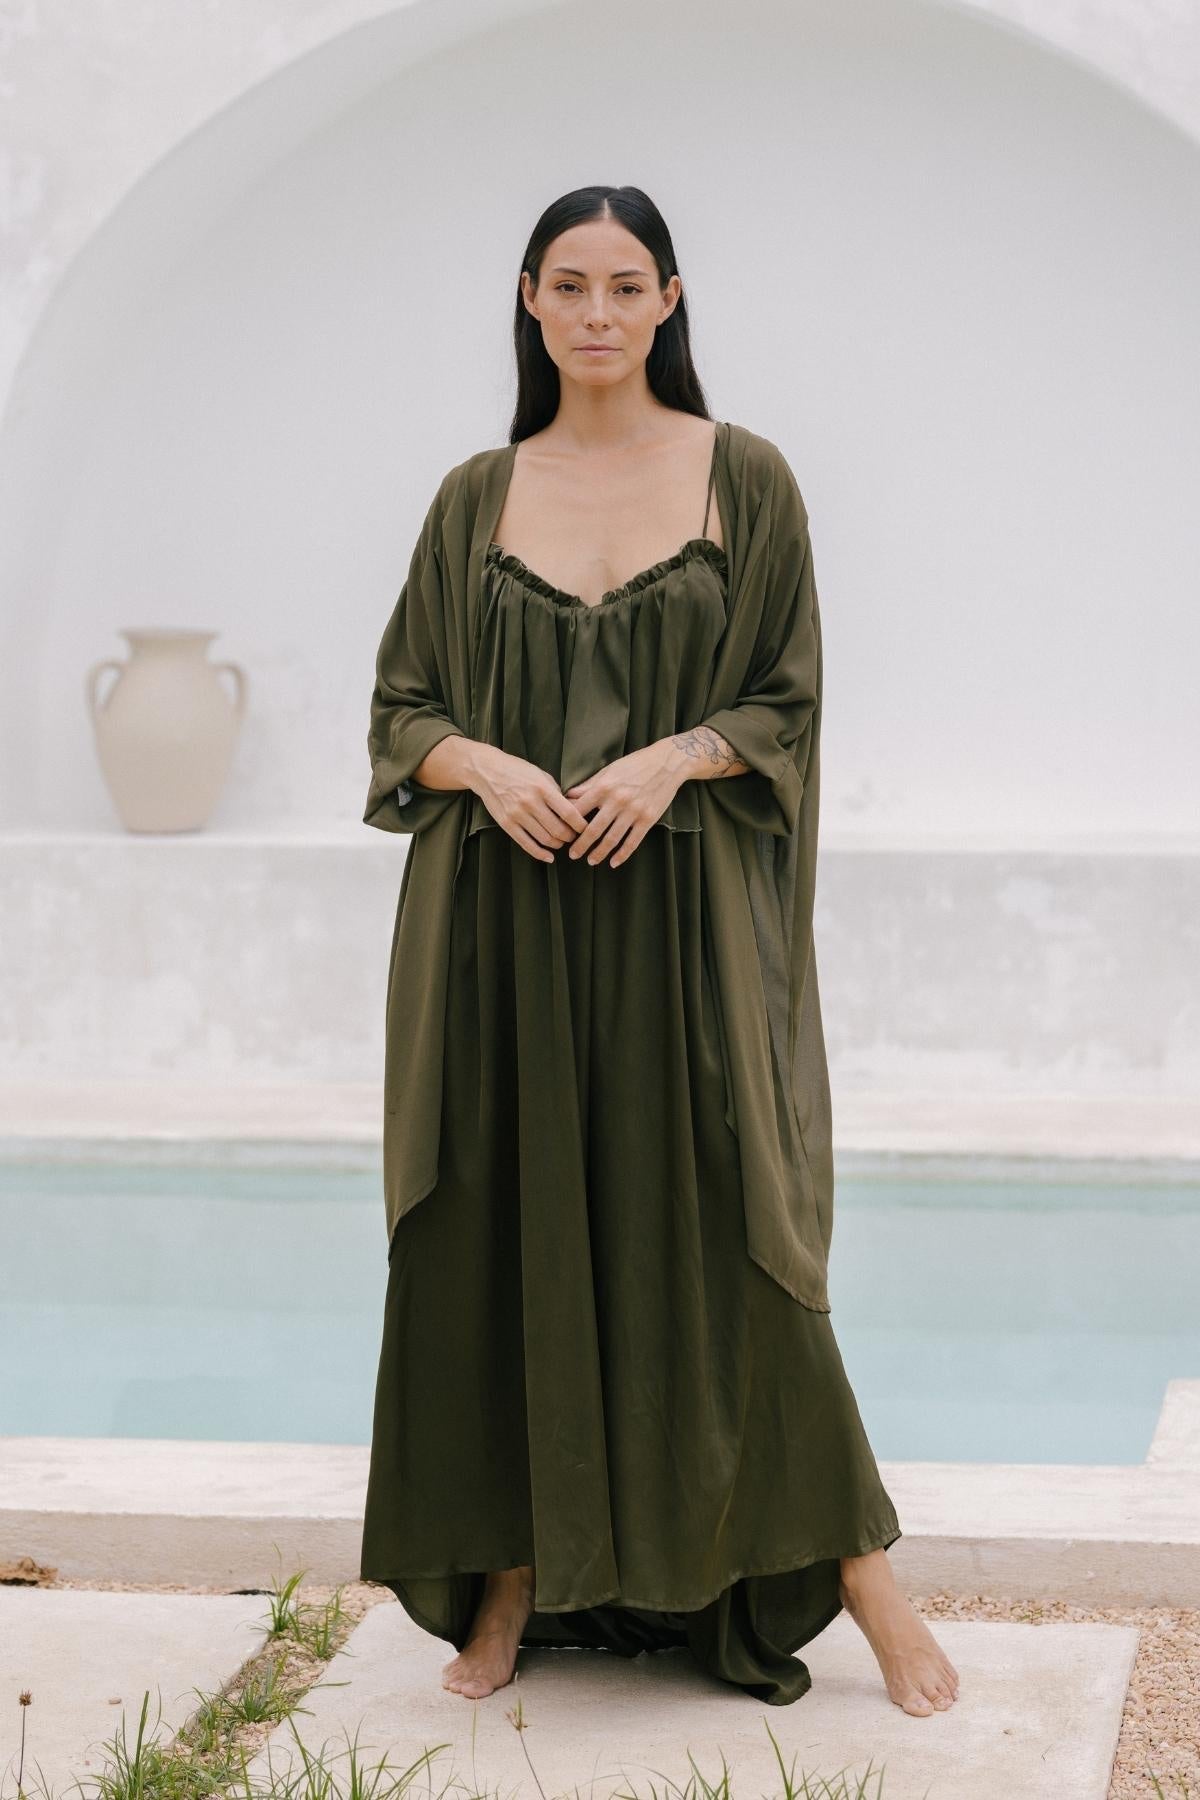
(671, 725), (749, 778)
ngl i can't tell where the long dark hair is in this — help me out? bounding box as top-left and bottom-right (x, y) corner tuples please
(507, 186), (713, 443)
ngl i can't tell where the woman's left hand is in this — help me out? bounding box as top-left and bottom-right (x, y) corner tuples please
(563, 742), (684, 868)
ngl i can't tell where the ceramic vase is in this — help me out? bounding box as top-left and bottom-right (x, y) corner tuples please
(86, 628), (247, 832)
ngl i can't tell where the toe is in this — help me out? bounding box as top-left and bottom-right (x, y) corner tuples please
(925, 1674), (954, 1709)
(901, 1690), (934, 1716)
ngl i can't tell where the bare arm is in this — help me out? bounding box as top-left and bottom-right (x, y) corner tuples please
(407, 733), (493, 794)
(416, 725), (749, 796)
(663, 725), (751, 783)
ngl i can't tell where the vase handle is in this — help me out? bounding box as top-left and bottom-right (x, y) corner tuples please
(85, 659), (125, 722)
(214, 661), (248, 721)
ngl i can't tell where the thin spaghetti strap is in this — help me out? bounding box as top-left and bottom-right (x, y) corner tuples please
(702, 424), (719, 537)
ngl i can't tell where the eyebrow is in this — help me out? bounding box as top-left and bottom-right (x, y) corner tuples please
(549, 266), (654, 279)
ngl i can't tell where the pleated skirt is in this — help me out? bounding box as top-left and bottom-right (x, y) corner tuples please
(360, 824), (901, 1704)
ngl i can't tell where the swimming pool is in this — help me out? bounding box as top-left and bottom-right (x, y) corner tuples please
(2, 1140), (1196, 1464)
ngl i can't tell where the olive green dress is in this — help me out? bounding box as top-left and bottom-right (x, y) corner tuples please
(360, 438), (901, 1705)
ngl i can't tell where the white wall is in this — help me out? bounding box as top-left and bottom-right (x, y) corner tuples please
(2, 0), (1199, 844)
(4, 838), (1198, 1093)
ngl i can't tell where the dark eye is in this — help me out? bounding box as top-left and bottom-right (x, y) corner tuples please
(554, 282), (642, 296)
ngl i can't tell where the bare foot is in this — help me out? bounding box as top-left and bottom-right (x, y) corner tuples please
(839, 1549), (960, 1717)
(442, 1564), (535, 1698)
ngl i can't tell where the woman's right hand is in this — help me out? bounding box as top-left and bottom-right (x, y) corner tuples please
(472, 745), (590, 863)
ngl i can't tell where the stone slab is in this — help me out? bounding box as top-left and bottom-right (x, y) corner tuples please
(0, 1588), (271, 1796)
(244, 1601), (1139, 1800)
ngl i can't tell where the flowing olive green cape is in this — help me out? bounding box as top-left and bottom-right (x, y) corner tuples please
(364, 420), (832, 1312)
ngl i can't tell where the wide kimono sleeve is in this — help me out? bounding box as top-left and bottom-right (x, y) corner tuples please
(363, 479), (469, 836)
(697, 462), (819, 836)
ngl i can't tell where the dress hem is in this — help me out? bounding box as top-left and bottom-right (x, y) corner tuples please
(360, 1515), (902, 1625)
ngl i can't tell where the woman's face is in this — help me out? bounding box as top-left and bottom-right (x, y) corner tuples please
(522, 218), (681, 388)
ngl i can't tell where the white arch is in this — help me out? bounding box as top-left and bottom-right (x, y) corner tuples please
(2, 0), (1198, 837)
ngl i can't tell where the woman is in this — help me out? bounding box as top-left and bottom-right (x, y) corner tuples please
(359, 185), (959, 1716)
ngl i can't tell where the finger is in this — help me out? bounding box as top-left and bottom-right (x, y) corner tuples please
(519, 798), (582, 851)
(546, 789), (591, 835)
(566, 813), (608, 859)
(609, 821), (650, 868)
(520, 818), (564, 853)
(509, 823), (555, 863)
(535, 797), (585, 844)
(580, 816), (632, 866)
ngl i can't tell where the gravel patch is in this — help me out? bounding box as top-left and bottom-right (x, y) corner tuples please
(918, 1589), (1199, 1799)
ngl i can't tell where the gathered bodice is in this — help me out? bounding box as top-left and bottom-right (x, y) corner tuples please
(484, 535), (728, 610)
(468, 535), (731, 835)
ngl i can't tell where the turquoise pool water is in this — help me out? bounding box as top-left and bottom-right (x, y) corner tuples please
(2, 1141), (1196, 1464)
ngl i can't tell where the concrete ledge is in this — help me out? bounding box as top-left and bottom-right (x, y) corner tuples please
(2, 1081), (1200, 1159)
(4, 1382), (1198, 1604)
